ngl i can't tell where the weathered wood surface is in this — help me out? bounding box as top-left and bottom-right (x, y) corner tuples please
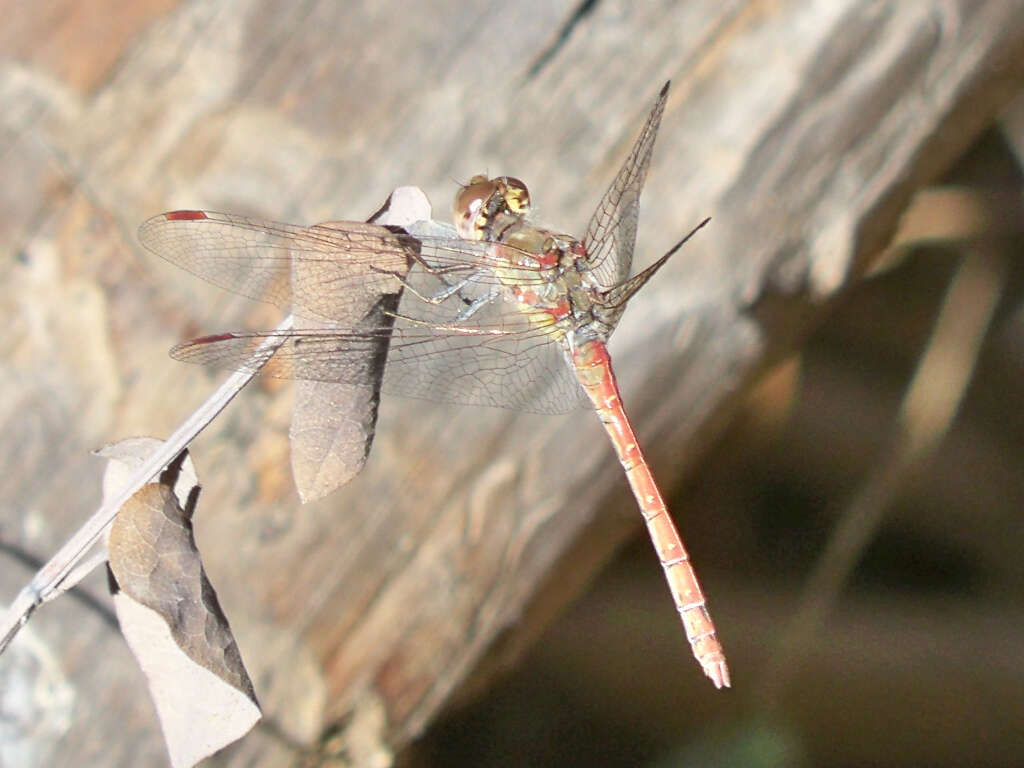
(1, 0), (1022, 765)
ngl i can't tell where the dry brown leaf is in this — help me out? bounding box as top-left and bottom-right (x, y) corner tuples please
(290, 187), (432, 502)
(290, 376), (384, 502)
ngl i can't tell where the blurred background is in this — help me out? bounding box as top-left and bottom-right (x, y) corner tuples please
(1, 1), (1022, 766)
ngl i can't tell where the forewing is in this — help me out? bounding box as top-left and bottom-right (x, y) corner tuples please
(139, 210), (420, 324)
(581, 82), (669, 288)
(139, 211), (312, 310)
(139, 210), (552, 325)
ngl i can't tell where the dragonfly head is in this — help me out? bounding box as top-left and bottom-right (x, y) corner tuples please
(454, 175), (530, 240)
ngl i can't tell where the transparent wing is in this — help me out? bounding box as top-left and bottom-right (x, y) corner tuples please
(581, 82), (669, 288)
(138, 210), (554, 325)
(152, 213), (588, 414)
(171, 322), (585, 415)
(383, 259), (586, 413)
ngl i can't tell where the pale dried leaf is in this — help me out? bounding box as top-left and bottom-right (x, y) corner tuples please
(112, 592), (260, 768)
(97, 436), (199, 511)
(109, 483), (259, 767)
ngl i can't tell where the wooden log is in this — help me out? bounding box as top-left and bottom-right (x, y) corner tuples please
(1, 1), (1022, 764)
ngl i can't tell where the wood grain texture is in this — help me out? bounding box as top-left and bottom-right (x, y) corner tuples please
(2, 1), (1022, 765)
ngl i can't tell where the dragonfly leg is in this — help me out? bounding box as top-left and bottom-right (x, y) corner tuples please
(424, 271), (487, 306)
(384, 280), (497, 324)
(453, 286), (500, 321)
(370, 262), (485, 308)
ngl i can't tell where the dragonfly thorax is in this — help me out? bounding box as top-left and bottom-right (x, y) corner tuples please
(453, 174), (616, 346)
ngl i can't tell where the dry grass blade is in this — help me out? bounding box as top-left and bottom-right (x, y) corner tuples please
(755, 242), (1008, 707)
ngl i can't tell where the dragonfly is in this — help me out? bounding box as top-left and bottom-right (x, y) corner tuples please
(138, 82), (729, 688)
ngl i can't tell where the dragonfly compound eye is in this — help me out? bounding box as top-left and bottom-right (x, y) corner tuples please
(494, 177), (530, 214)
(454, 175), (499, 239)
